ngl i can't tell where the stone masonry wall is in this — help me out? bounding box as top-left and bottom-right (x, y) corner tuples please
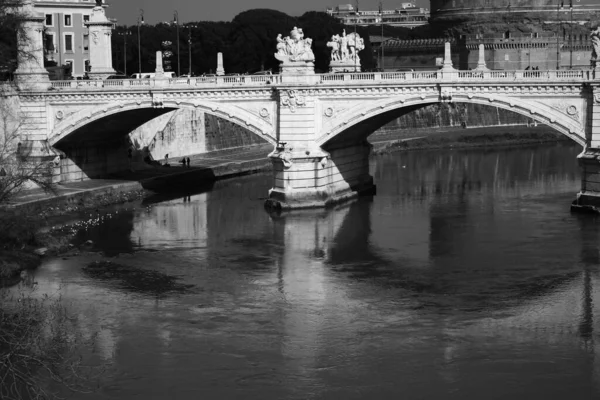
(204, 114), (267, 152)
(384, 103), (530, 130)
(129, 110), (267, 162)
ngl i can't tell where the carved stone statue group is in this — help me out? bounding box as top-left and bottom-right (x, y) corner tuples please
(326, 30), (365, 64)
(592, 25), (600, 69)
(275, 27), (315, 63)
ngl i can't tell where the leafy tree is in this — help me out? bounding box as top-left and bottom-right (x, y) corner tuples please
(227, 9), (297, 73)
(112, 9), (377, 76)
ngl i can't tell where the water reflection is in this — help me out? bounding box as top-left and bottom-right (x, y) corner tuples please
(22, 142), (600, 399)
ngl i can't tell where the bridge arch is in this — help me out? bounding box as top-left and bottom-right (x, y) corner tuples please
(317, 94), (586, 148)
(48, 99), (277, 147)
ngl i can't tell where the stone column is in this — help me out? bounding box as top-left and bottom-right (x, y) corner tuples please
(155, 51), (165, 78)
(442, 42), (454, 70)
(14, 0), (50, 90)
(86, 6), (115, 79)
(475, 44), (489, 71)
(216, 52), (225, 76)
(573, 87), (600, 211)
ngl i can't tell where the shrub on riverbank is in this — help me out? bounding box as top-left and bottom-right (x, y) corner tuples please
(1, 290), (103, 399)
(0, 213), (70, 282)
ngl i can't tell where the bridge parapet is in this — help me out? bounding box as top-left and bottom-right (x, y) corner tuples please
(43, 69), (597, 92)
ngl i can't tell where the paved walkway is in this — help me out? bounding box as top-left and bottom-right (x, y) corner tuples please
(7, 144), (274, 208)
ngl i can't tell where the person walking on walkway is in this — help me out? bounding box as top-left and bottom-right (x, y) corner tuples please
(128, 147), (134, 172)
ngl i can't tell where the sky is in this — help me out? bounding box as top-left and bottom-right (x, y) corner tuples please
(108, 0), (431, 25)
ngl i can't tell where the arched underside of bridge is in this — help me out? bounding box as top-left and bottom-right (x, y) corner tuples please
(48, 101), (276, 181)
(268, 95), (587, 210)
(317, 96), (586, 150)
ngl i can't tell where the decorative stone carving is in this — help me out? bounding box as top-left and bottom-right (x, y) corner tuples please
(327, 30), (365, 73)
(259, 107), (270, 119)
(550, 102), (580, 121)
(566, 104), (580, 120)
(595, 93), (600, 104)
(324, 107), (334, 117)
(591, 26), (600, 70)
(440, 88), (453, 102)
(55, 110), (64, 120)
(269, 145), (294, 169)
(275, 27), (315, 75)
(280, 90), (306, 113)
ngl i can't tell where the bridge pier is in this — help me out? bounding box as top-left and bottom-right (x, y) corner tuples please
(574, 86), (600, 210)
(266, 141), (375, 210)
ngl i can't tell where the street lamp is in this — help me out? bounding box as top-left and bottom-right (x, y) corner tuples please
(379, 1), (384, 72)
(137, 9), (144, 76)
(569, 0), (573, 69)
(556, 1), (562, 70)
(117, 30), (132, 76)
(187, 24), (198, 77)
(174, 10), (181, 77)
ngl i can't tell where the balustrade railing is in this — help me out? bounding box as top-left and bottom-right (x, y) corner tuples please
(45, 68), (595, 91)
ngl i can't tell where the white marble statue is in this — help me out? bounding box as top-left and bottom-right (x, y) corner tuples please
(327, 30), (365, 64)
(274, 26), (315, 63)
(591, 26), (600, 69)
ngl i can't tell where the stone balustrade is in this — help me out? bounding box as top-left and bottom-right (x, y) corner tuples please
(45, 69), (596, 91)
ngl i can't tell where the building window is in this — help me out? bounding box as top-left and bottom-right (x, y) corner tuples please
(504, 54), (510, 61)
(503, 30), (511, 39)
(64, 14), (72, 27)
(44, 33), (56, 54)
(65, 60), (73, 75)
(45, 14), (53, 27)
(64, 33), (74, 52)
(83, 15), (90, 27)
(83, 34), (89, 52)
(84, 60), (90, 73)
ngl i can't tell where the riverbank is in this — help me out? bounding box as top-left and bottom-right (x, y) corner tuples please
(371, 124), (567, 154)
(0, 145), (273, 284)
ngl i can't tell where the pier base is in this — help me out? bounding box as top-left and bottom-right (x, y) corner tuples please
(266, 141), (375, 210)
(572, 148), (600, 213)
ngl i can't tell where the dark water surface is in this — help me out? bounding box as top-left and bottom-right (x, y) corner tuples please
(27, 142), (600, 399)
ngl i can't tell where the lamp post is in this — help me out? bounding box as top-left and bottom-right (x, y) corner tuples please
(188, 25), (192, 76)
(569, 0), (573, 69)
(355, 0), (359, 71)
(174, 10), (180, 77)
(117, 30), (132, 76)
(556, 1), (562, 70)
(379, 1), (384, 72)
(137, 9), (144, 76)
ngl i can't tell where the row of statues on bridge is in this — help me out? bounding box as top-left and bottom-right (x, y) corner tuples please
(275, 25), (600, 70)
(275, 27), (365, 67)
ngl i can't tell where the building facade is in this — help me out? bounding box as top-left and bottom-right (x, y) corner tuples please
(34, 0), (109, 78)
(326, 3), (429, 28)
(430, 0), (600, 22)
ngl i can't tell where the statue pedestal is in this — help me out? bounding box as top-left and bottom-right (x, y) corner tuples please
(278, 61), (315, 76)
(85, 6), (115, 80)
(329, 60), (361, 73)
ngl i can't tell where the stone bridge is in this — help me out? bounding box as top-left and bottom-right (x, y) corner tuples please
(6, 2), (600, 210)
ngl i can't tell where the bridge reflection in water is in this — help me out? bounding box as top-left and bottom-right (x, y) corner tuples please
(23, 142), (600, 398)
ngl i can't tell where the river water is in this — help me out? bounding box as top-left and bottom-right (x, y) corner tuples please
(21, 141), (600, 399)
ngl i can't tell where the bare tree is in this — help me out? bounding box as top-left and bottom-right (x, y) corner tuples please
(0, 289), (104, 400)
(0, 85), (55, 205)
